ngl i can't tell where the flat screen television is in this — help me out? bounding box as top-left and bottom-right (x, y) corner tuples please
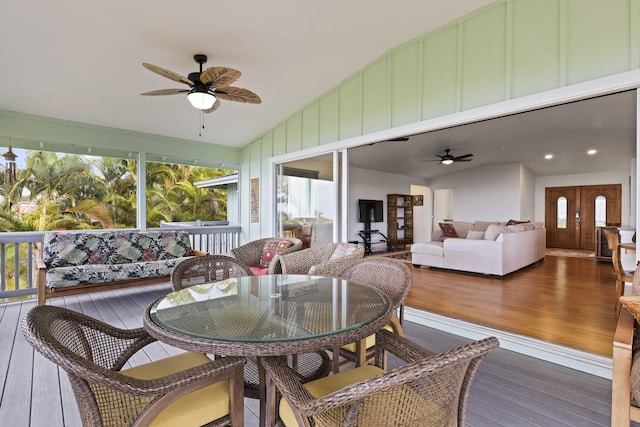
(358, 199), (384, 223)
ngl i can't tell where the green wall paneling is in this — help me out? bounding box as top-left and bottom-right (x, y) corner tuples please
(391, 41), (421, 127)
(319, 89), (339, 145)
(421, 25), (459, 120)
(362, 56), (390, 135)
(460, 2), (508, 110)
(338, 74), (363, 140)
(286, 113), (303, 153)
(511, 0), (561, 97)
(302, 101), (320, 150)
(272, 123), (287, 156)
(566, 0), (632, 84)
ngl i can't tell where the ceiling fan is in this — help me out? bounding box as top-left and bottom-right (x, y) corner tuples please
(432, 149), (473, 165)
(141, 54), (261, 113)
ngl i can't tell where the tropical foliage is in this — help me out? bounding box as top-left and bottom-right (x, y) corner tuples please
(0, 151), (231, 232)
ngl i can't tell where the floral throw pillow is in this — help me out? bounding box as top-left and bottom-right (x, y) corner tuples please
(439, 223), (458, 239)
(259, 239), (294, 267)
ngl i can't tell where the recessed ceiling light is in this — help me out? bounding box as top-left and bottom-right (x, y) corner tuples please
(544, 154), (553, 160)
(587, 149), (597, 155)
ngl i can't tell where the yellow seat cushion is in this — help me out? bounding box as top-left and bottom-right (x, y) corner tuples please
(279, 364), (448, 426)
(279, 365), (383, 427)
(341, 323), (394, 353)
(122, 352), (230, 427)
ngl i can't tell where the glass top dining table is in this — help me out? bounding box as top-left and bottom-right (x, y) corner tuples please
(143, 274), (391, 357)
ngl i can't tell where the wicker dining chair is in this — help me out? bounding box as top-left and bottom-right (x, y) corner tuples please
(332, 257), (411, 371)
(171, 254), (253, 291)
(603, 228), (634, 314)
(21, 305), (246, 427)
(170, 254), (331, 400)
(270, 242), (365, 276)
(262, 329), (500, 427)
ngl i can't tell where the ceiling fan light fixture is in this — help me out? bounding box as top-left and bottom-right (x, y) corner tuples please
(187, 90), (216, 110)
(441, 159), (454, 165)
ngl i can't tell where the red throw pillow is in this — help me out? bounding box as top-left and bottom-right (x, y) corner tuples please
(439, 223), (458, 238)
(259, 239), (294, 267)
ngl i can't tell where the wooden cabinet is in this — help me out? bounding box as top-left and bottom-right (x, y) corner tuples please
(387, 194), (413, 251)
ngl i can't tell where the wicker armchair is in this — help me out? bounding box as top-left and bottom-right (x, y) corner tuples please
(21, 305), (245, 427)
(333, 257), (411, 371)
(229, 237), (303, 274)
(271, 243), (364, 276)
(171, 254), (253, 291)
(262, 329), (499, 427)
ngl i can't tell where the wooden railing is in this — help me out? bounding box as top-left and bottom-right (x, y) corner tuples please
(0, 225), (241, 303)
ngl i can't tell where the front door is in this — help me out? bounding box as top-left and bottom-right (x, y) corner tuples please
(545, 184), (621, 250)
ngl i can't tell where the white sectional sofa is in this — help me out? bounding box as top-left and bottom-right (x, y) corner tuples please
(411, 220), (546, 276)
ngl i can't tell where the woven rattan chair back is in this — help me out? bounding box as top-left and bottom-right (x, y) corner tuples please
(229, 237), (303, 269)
(21, 305), (245, 426)
(340, 257), (411, 312)
(262, 329), (499, 427)
(171, 254), (253, 291)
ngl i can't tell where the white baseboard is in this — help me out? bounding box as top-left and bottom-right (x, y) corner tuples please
(405, 307), (612, 379)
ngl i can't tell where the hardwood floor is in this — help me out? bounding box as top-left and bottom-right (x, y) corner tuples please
(405, 253), (619, 357)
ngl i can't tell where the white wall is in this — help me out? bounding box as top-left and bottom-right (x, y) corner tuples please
(428, 163), (523, 222)
(520, 165), (535, 221)
(411, 185), (431, 244)
(534, 170), (631, 225)
(348, 167), (428, 242)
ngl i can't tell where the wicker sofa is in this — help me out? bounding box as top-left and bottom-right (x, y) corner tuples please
(36, 230), (202, 305)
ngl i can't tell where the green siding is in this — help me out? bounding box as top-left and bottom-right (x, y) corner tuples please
(272, 123), (287, 156)
(362, 57), (390, 135)
(422, 25), (459, 120)
(286, 113), (303, 153)
(319, 90), (339, 145)
(302, 102), (320, 150)
(460, 3), (508, 110)
(391, 41), (421, 127)
(566, 0), (632, 84)
(338, 75), (362, 139)
(511, 0), (561, 97)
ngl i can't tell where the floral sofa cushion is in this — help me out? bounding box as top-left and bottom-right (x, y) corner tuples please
(42, 230), (193, 268)
(46, 258), (188, 289)
(41, 230), (194, 289)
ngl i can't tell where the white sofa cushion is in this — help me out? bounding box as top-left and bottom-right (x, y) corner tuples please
(484, 224), (510, 240)
(466, 230), (485, 240)
(411, 242), (444, 257)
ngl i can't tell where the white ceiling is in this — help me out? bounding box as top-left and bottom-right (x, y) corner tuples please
(347, 90), (637, 180)
(2, 0), (636, 181)
(1, 0), (495, 147)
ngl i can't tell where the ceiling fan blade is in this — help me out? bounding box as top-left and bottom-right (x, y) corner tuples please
(202, 99), (222, 114)
(201, 67), (242, 87)
(453, 153), (473, 160)
(140, 88), (190, 96)
(215, 87), (262, 104)
(143, 63), (194, 86)
(456, 159), (473, 162)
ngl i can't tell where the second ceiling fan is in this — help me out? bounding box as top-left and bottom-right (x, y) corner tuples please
(432, 149), (473, 165)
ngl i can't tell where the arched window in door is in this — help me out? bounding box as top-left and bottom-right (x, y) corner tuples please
(595, 195), (606, 226)
(557, 196), (567, 229)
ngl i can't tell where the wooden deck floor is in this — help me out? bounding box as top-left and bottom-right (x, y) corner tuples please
(0, 280), (634, 426)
